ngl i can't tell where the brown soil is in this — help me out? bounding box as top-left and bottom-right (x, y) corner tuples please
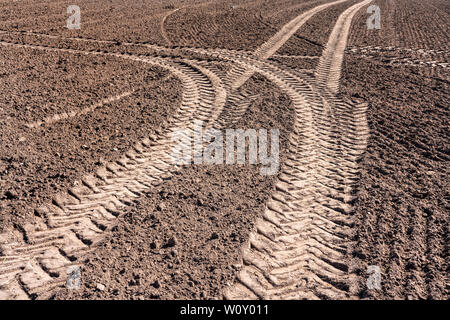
(340, 0), (449, 300)
(0, 0), (448, 300)
(342, 55), (449, 300)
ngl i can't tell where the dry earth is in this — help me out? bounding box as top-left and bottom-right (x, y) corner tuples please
(0, 0), (448, 300)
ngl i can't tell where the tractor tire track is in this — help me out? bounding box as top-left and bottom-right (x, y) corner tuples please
(0, 41), (227, 299)
(217, 0), (371, 300)
(204, 49), (369, 300)
(225, 0), (350, 91)
(160, 8), (181, 46)
(25, 90), (136, 129)
(315, 0), (372, 94)
(347, 46), (450, 81)
(198, 0), (352, 132)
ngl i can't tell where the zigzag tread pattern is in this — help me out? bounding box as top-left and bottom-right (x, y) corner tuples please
(223, 0), (371, 300)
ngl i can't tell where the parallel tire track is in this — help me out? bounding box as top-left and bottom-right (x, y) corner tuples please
(25, 91), (136, 129)
(347, 46), (450, 73)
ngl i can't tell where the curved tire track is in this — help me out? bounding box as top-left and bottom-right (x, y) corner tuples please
(315, 0), (372, 94)
(25, 90), (136, 129)
(0, 41), (228, 299)
(211, 53), (368, 300)
(160, 7), (181, 46)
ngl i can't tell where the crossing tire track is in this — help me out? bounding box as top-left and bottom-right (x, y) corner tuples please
(25, 91), (136, 129)
(205, 53), (369, 299)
